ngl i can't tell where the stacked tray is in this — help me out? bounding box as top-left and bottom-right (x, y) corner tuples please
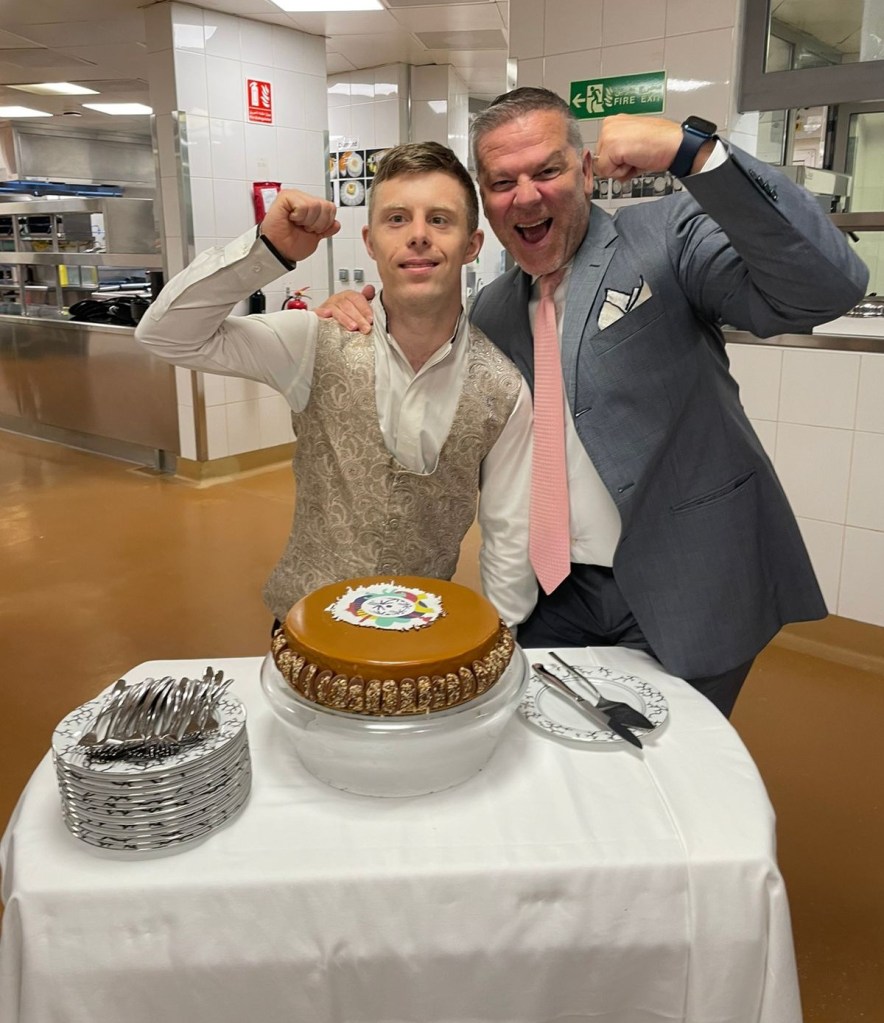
(51, 688), (250, 853)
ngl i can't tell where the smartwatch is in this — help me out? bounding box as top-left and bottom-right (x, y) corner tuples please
(668, 115), (718, 178)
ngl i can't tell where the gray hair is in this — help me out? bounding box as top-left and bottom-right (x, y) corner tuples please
(470, 87), (585, 173)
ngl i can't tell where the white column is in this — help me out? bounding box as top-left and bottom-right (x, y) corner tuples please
(144, 2), (329, 465)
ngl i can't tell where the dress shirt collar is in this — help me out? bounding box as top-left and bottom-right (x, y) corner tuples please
(529, 259), (574, 288)
(373, 290), (466, 373)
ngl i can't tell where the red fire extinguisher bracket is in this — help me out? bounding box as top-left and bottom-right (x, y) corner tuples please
(252, 182), (281, 224)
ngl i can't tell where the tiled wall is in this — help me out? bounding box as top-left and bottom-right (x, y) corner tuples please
(728, 344), (884, 628)
(510, 0), (745, 149)
(327, 63), (480, 299)
(145, 2), (329, 461)
(328, 64), (408, 294)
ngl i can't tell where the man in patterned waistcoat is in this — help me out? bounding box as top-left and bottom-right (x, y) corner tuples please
(136, 143), (536, 629)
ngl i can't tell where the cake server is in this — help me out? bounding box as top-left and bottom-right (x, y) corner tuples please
(547, 652), (655, 730)
(532, 664), (643, 749)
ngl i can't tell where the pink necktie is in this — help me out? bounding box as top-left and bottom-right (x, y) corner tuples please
(529, 269), (570, 595)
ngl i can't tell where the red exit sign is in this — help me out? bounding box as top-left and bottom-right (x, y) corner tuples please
(247, 79), (273, 124)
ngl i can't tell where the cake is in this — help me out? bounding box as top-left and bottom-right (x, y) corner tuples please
(270, 575), (514, 716)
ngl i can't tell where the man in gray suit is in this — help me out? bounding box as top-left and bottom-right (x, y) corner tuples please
(321, 88), (868, 716)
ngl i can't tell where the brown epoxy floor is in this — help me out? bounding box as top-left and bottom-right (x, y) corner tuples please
(1, 429), (883, 1021)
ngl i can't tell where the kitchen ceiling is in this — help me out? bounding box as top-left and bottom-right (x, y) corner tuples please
(0, 0), (510, 136)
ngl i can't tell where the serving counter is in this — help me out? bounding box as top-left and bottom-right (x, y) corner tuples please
(0, 314), (178, 468)
(0, 311), (878, 474)
(725, 324), (884, 353)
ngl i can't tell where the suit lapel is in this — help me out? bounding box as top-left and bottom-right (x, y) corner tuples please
(489, 268), (536, 387)
(562, 205), (618, 404)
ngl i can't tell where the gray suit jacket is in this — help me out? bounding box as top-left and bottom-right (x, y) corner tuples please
(471, 144), (868, 678)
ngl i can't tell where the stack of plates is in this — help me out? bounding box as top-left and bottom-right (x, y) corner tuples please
(51, 689), (251, 854)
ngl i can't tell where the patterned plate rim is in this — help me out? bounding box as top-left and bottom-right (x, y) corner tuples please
(57, 758), (252, 822)
(52, 690), (247, 776)
(62, 774), (252, 834)
(519, 666), (668, 744)
(53, 731), (249, 789)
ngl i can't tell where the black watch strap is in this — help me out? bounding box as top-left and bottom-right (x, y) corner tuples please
(257, 227), (297, 271)
(668, 117), (717, 178)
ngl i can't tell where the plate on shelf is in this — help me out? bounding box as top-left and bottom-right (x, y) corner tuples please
(340, 180), (366, 207)
(344, 151), (364, 177)
(519, 663), (668, 745)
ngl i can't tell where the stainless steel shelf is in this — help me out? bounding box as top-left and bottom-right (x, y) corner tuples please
(0, 198), (113, 215)
(725, 328), (884, 353)
(830, 212), (884, 232)
(0, 251), (162, 268)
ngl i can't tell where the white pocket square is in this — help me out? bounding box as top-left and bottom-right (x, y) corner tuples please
(598, 278), (653, 330)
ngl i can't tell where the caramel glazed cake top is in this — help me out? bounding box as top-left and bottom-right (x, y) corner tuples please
(271, 576), (515, 716)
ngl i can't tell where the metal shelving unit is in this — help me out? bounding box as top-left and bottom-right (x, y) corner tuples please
(0, 197), (162, 317)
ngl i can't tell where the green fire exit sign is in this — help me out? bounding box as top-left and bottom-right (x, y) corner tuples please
(570, 71), (666, 120)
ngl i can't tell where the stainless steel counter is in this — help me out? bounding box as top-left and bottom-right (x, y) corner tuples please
(0, 315), (879, 472)
(0, 314), (179, 467)
(724, 327), (884, 354)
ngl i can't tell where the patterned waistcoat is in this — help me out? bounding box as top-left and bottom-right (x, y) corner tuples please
(262, 317), (522, 620)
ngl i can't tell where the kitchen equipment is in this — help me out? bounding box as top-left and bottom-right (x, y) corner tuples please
(845, 293), (884, 317)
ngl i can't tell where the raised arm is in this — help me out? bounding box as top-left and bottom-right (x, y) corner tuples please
(594, 114), (867, 334)
(136, 190), (340, 396)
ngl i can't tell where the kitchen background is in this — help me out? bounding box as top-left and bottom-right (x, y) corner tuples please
(0, 0), (882, 631)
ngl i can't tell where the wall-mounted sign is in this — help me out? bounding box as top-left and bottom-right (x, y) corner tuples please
(569, 71), (666, 120)
(247, 79), (273, 124)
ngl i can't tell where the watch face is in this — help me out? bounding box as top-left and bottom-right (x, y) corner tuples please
(684, 115), (717, 136)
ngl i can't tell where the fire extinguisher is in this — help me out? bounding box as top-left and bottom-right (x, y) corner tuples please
(282, 286), (310, 310)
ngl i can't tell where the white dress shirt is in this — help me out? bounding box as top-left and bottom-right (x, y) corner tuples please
(136, 229), (538, 627)
(525, 140), (731, 567)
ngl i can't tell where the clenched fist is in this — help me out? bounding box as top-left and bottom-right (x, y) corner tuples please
(593, 114), (713, 181)
(260, 189), (341, 264)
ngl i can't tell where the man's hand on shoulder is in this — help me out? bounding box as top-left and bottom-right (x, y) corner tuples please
(594, 114), (711, 181)
(260, 189), (341, 264)
(315, 285), (376, 334)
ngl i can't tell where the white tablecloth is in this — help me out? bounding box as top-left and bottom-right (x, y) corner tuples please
(0, 648), (802, 1023)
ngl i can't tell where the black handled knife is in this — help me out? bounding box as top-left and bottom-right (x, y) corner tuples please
(533, 664), (643, 749)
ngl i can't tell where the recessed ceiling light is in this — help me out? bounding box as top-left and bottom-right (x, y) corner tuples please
(0, 106), (52, 118)
(82, 103), (153, 115)
(8, 82), (99, 96)
(269, 0), (383, 10)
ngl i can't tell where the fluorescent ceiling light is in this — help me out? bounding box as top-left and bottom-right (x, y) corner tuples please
(0, 106), (52, 117)
(269, 0), (383, 11)
(83, 103), (153, 115)
(666, 79), (715, 93)
(8, 82), (99, 96)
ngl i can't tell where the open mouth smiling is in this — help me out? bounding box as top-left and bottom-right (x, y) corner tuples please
(515, 218), (552, 244)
